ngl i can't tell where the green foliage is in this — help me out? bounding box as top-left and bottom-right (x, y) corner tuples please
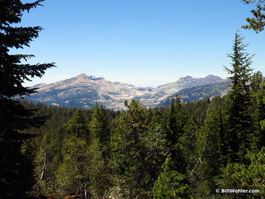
(242, 0), (265, 33)
(153, 157), (188, 199)
(217, 148), (265, 198)
(191, 96), (226, 197)
(110, 100), (171, 198)
(64, 108), (88, 138)
(56, 136), (89, 197)
(110, 100), (151, 198)
(224, 32), (254, 163)
(87, 104), (112, 198)
(21, 81), (265, 198)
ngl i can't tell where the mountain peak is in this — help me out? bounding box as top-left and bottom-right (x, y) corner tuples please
(184, 75), (193, 80)
(205, 75), (223, 81)
(29, 73), (228, 110)
(75, 73), (105, 82)
(76, 73), (88, 78)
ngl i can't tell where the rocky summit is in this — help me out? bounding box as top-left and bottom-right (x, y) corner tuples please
(26, 73), (229, 110)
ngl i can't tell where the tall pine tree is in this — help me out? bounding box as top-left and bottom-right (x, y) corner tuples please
(0, 0), (55, 198)
(224, 31), (253, 163)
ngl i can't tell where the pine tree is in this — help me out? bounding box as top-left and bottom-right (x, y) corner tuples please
(110, 100), (167, 198)
(259, 79), (265, 131)
(217, 147), (265, 198)
(64, 108), (88, 139)
(192, 96), (225, 197)
(56, 136), (89, 197)
(224, 31), (253, 163)
(249, 72), (265, 150)
(110, 100), (149, 198)
(166, 97), (187, 174)
(153, 157), (188, 199)
(89, 104), (110, 158)
(57, 109), (90, 197)
(88, 104), (111, 197)
(242, 0), (265, 33)
(0, 1), (55, 198)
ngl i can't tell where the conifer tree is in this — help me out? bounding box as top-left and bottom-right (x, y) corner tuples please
(110, 100), (149, 198)
(242, 0), (265, 33)
(88, 104), (111, 197)
(217, 147), (265, 198)
(166, 97), (187, 174)
(249, 72), (265, 150)
(153, 157), (188, 199)
(224, 32), (253, 163)
(0, 0), (55, 198)
(64, 108), (88, 139)
(89, 104), (110, 158)
(193, 96), (225, 197)
(57, 109), (90, 197)
(111, 100), (168, 198)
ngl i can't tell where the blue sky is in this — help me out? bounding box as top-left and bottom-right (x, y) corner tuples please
(19, 0), (265, 87)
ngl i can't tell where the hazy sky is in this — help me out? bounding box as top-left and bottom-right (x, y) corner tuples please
(19, 0), (265, 87)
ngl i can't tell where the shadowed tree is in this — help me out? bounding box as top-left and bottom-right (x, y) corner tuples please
(0, 0), (55, 198)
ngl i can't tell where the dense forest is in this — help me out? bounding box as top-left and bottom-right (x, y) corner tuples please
(1, 0), (265, 198)
(19, 32), (265, 198)
(21, 63), (265, 198)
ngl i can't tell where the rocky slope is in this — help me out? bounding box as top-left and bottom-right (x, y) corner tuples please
(27, 73), (229, 110)
(159, 81), (230, 106)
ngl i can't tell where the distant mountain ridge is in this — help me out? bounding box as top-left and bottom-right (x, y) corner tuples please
(27, 73), (230, 109)
(159, 81), (230, 106)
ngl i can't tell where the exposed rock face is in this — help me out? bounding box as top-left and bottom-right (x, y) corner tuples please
(27, 73), (228, 110)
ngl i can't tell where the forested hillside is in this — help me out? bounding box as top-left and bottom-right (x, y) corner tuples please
(21, 70), (265, 198)
(21, 78), (265, 198)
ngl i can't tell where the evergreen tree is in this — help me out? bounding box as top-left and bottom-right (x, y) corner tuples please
(153, 157), (188, 199)
(110, 100), (168, 198)
(259, 80), (265, 131)
(87, 104), (111, 197)
(242, 0), (265, 33)
(224, 32), (254, 163)
(249, 72), (265, 150)
(178, 117), (198, 196)
(64, 108), (88, 139)
(110, 100), (149, 198)
(57, 109), (90, 198)
(166, 97), (187, 174)
(217, 147), (265, 198)
(192, 96), (225, 197)
(89, 104), (110, 158)
(56, 136), (89, 198)
(32, 126), (65, 197)
(0, 0), (55, 198)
